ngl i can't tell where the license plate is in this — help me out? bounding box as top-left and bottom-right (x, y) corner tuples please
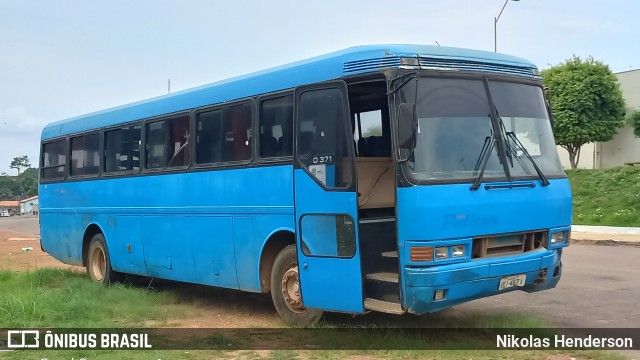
(499, 274), (526, 290)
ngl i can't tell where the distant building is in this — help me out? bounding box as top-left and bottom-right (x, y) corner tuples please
(0, 200), (20, 216)
(557, 68), (640, 169)
(19, 195), (39, 215)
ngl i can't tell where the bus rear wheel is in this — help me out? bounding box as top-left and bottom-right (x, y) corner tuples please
(86, 233), (122, 285)
(270, 245), (322, 326)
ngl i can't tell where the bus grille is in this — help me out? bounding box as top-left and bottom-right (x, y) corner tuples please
(418, 57), (536, 77)
(472, 230), (547, 258)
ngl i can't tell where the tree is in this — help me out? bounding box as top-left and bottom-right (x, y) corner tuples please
(541, 56), (626, 169)
(17, 168), (38, 197)
(362, 125), (382, 138)
(0, 161), (37, 200)
(9, 155), (31, 175)
(628, 110), (640, 138)
(0, 175), (20, 199)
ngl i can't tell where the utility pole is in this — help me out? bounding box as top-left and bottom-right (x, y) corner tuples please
(494, 0), (520, 52)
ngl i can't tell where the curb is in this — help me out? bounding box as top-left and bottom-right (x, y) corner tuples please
(571, 225), (640, 235)
(571, 232), (640, 245)
(570, 225), (640, 245)
(571, 238), (640, 246)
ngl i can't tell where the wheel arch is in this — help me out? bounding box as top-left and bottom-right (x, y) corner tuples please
(82, 223), (105, 267)
(259, 228), (296, 293)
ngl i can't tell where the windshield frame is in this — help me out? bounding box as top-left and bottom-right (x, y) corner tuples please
(389, 70), (566, 186)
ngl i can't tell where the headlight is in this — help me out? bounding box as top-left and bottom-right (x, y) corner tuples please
(452, 245), (465, 257)
(434, 246), (449, 259)
(550, 231), (568, 245)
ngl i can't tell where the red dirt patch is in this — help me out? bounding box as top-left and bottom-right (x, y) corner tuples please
(0, 229), (76, 272)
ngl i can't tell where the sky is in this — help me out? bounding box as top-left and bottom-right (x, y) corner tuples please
(1, 0), (638, 174)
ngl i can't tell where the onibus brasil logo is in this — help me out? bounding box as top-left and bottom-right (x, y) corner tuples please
(6, 330), (40, 349)
(4, 330), (152, 350)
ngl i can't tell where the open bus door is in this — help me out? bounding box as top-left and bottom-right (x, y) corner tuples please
(292, 81), (364, 313)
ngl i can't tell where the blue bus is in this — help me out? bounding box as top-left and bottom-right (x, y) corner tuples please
(39, 44), (571, 325)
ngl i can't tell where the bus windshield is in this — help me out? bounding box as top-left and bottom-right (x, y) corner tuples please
(406, 77), (565, 182)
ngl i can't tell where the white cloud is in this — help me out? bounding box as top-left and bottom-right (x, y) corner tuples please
(0, 107), (46, 138)
(0, 107), (43, 174)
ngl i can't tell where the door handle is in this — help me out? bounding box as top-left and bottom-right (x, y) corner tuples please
(302, 262), (308, 270)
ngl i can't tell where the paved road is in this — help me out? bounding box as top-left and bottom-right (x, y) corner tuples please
(0, 216), (40, 236)
(453, 243), (640, 328)
(2, 217), (638, 329)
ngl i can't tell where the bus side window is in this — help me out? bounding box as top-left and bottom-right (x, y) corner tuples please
(354, 110), (385, 157)
(167, 116), (190, 167)
(196, 109), (222, 164)
(300, 214), (356, 257)
(259, 95), (293, 158)
(146, 121), (167, 168)
(297, 88), (352, 189)
(196, 102), (252, 165)
(42, 139), (67, 180)
(145, 114), (190, 169)
(222, 103), (252, 162)
(105, 124), (141, 173)
(70, 131), (100, 177)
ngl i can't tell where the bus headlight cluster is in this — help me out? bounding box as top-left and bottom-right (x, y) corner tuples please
(434, 245), (466, 260)
(550, 231), (569, 245)
(434, 247), (448, 259)
(409, 244), (468, 262)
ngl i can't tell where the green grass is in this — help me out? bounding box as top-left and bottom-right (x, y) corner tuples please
(306, 350), (630, 360)
(0, 268), (185, 328)
(567, 166), (640, 226)
(0, 350), (630, 360)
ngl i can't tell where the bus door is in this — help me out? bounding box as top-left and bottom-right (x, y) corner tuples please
(293, 81), (364, 313)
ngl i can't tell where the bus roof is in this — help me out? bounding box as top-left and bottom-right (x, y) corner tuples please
(42, 44), (537, 140)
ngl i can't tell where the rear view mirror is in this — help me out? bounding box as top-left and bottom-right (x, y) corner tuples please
(398, 103), (417, 149)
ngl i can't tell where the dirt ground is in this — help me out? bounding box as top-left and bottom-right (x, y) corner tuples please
(0, 228), (72, 272)
(0, 224), (285, 328)
(0, 222), (469, 329)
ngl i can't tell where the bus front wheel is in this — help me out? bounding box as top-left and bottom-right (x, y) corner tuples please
(86, 233), (122, 285)
(270, 245), (322, 326)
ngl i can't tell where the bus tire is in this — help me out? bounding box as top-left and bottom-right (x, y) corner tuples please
(270, 244), (322, 326)
(86, 233), (122, 285)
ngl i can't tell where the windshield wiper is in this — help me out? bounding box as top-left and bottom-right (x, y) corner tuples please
(504, 130), (550, 186)
(497, 117), (532, 172)
(492, 105), (550, 187)
(470, 130), (496, 191)
(497, 116), (514, 167)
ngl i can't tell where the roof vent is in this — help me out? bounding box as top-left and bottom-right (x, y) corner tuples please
(419, 57), (536, 77)
(343, 57), (402, 74)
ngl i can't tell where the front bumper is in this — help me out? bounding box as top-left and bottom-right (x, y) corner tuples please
(403, 248), (562, 314)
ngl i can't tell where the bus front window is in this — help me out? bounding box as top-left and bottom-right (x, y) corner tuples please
(488, 80), (564, 178)
(404, 77), (564, 182)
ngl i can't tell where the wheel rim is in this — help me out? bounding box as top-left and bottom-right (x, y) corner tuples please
(281, 265), (305, 313)
(91, 246), (106, 282)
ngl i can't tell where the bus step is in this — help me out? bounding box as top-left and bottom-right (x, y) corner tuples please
(364, 279), (400, 303)
(381, 251), (398, 258)
(364, 298), (404, 315)
(359, 217), (395, 224)
(365, 272), (398, 283)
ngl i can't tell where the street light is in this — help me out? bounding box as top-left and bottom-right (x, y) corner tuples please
(494, 0), (520, 52)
